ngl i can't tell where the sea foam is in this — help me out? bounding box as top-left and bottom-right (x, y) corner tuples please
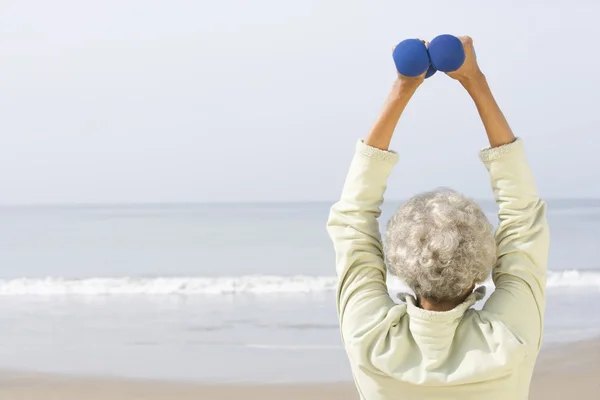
(0, 270), (598, 295)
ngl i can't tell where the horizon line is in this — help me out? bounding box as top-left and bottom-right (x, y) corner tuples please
(1, 197), (600, 208)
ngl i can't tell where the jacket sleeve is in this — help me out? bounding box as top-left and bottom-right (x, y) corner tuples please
(326, 140), (399, 343)
(479, 139), (550, 351)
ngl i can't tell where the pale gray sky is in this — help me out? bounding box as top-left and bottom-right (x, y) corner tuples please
(1, 0), (598, 204)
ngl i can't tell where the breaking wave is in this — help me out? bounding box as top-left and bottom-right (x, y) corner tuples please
(0, 270), (597, 296)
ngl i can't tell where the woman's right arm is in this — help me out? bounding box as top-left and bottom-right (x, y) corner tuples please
(449, 38), (550, 351)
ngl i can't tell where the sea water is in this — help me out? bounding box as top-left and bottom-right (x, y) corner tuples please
(0, 200), (598, 382)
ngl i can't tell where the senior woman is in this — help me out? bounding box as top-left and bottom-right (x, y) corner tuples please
(327, 36), (549, 399)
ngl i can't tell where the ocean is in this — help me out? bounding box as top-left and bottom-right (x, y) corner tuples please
(0, 200), (599, 383)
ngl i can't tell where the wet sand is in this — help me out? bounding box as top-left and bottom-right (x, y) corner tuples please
(1, 337), (598, 399)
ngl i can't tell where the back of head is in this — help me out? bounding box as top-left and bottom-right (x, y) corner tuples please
(385, 188), (496, 304)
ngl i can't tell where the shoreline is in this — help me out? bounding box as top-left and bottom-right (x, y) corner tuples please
(1, 337), (598, 400)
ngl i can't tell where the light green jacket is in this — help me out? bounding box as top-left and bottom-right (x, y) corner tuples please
(327, 139), (549, 399)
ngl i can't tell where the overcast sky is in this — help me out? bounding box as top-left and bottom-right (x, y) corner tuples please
(0, 0), (598, 204)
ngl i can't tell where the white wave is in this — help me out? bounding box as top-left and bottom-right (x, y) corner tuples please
(0, 276), (338, 296)
(0, 270), (598, 296)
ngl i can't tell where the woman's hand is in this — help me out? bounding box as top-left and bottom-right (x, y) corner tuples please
(445, 36), (484, 84)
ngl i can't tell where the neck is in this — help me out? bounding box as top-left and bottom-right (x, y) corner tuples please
(418, 298), (461, 312)
(417, 289), (474, 312)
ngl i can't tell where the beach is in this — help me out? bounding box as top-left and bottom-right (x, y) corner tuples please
(1, 202), (599, 397)
(1, 337), (598, 400)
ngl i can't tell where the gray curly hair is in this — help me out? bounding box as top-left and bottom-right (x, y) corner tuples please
(385, 188), (497, 303)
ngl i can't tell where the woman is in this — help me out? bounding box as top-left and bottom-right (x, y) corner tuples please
(327, 36), (549, 399)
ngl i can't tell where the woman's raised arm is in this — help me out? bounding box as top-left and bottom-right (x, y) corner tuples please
(447, 37), (550, 352)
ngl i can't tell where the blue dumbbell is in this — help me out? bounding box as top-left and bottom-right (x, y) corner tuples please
(392, 39), (436, 79)
(393, 35), (465, 79)
(428, 34), (465, 73)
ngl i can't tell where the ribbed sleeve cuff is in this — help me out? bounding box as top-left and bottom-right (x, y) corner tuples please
(356, 140), (400, 165)
(479, 138), (524, 163)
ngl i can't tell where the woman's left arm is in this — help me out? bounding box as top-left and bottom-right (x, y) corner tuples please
(326, 76), (423, 344)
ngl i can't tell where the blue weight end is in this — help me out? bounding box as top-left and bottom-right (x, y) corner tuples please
(425, 64), (437, 79)
(393, 39), (430, 77)
(429, 34), (465, 72)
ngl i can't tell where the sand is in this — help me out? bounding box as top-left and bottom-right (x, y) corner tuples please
(1, 337), (598, 400)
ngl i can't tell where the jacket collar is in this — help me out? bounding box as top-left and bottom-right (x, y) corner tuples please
(396, 286), (486, 322)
